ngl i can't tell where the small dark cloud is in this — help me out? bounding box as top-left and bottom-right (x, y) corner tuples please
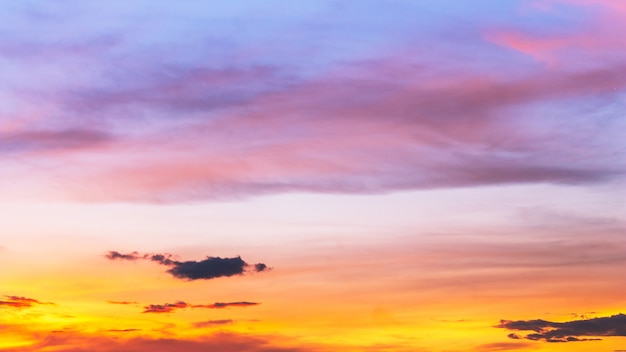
(192, 319), (234, 328)
(143, 301), (189, 313)
(498, 313), (626, 343)
(0, 295), (54, 308)
(105, 251), (141, 261)
(143, 301), (260, 314)
(105, 251), (269, 281)
(166, 256), (248, 280)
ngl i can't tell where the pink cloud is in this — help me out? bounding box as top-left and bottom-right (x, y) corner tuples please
(1, 10), (623, 203)
(62, 62), (622, 202)
(488, 0), (626, 67)
(0, 330), (337, 352)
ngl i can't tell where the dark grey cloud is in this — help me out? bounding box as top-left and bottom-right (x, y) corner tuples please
(166, 256), (249, 280)
(105, 251), (269, 281)
(254, 263), (268, 272)
(498, 313), (626, 343)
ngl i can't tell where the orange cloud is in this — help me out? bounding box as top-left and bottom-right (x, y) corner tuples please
(0, 296), (54, 308)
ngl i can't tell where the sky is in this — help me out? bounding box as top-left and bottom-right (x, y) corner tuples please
(0, 0), (625, 351)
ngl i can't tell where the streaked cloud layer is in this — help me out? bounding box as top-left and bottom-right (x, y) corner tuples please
(1, 0), (623, 202)
(0, 1), (624, 351)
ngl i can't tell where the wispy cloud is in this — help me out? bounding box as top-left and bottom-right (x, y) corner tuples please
(0, 331), (328, 352)
(106, 328), (141, 333)
(192, 319), (234, 328)
(143, 301), (189, 314)
(107, 300), (138, 305)
(1, 0), (623, 203)
(194, 302), (259, 309)
(49, 60), (624, 202)
(474, 342), (531, 351)
(0, 295), (54, 308)
(143, 301), (259, 314)
(0, 128), (114, 154)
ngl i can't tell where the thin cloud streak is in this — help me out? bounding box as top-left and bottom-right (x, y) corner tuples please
(0, 295), (54, 308)
(0, 331), (330, 352)
(193, 320), (234, 328)
(143, 301), (260, 313)
(0, 129), (114, 153)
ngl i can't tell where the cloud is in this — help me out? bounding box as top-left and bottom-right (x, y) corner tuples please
(0, 295), (54, 308)
(0, 332), (329, 352)
(106, 329), (141, 333)
(53, 58), (622, 203)
(143, 301), (189, 313)
(0, 129), (113, 154)
(104, 251), (141, 261)
(497, 313), (626, 342)
(62, 65), (286, 116)
(106, 251), (269, 281)
(474, 342), (531, 351)
(107, 301), (137, 305)
(193, 320), (234, 328)
(486, 0), (626, 68)
(194, 302), (259, 309)
(254, 263), (268, 272)
(2, 35), (624, 202)
(0, 0), (623, 204)
(143, 301), (260, 314)
(166, 256), (250, 280)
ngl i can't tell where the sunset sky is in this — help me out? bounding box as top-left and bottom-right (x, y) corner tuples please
(1, 1), (625, 351)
